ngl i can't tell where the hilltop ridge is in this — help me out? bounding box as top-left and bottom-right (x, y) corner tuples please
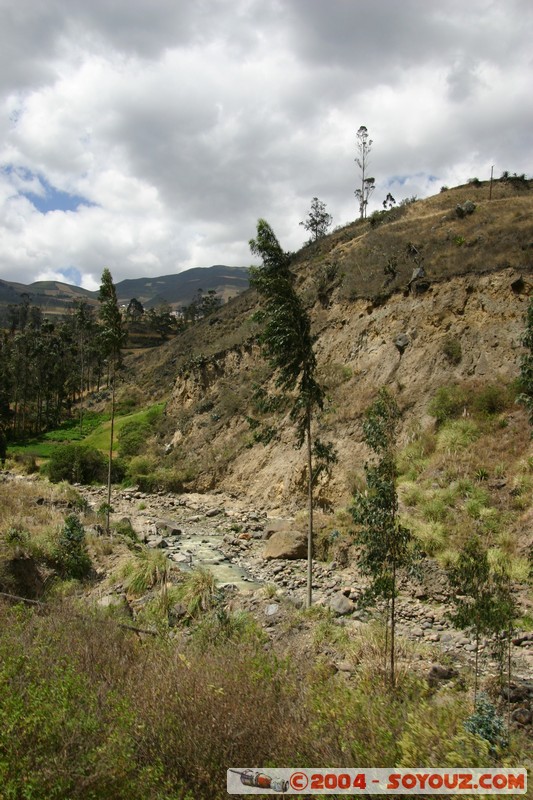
(116, 179), (533, 520)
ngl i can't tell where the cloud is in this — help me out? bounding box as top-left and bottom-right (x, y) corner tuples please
(0, 0), (532, 287)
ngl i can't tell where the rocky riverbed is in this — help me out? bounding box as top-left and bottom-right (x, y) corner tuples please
(70, 481), (533, 686)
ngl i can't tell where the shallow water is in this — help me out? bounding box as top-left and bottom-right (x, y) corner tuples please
(167, 532), (260, 590)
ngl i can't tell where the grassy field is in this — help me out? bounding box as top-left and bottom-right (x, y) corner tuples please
(7, 403), (165, 460)
(82, 403), (165, 452)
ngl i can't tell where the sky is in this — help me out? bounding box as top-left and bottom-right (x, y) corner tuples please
(0, 0), (532, 291)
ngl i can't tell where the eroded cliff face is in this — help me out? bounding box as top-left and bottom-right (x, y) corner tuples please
(165, 268), (531, 512)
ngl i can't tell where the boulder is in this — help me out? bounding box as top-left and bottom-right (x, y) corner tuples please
(330, 592), (355, 616)
(427, 664), (458, 686)
(155, 519), (182, 536)
(455, 200), (476, 218)
(263, 531), (307, 560)
(395, 332), (410, 352)
(511, 707), (532, 726)
(263, 518), (294, 540)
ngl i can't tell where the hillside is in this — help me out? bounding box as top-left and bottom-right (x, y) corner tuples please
(122, 179), (533, 507)
(114, 265), (249, 308)
(2, 179), (533, 798)
(0, 264), (249, 319)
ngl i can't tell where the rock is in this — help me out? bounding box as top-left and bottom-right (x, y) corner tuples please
(97, 593), (130, 613)
(155, 519), (182, 536)
(511, 707), (531, 726)
(263, 518), (294, 539)
(263, 531), (307, 560)
(336, 660), (353, 673)
(206, 508), (222, 517)
(395, 332), (410, 352)
(265, 603), (279, 617)
(502, 683), (532, 703)
(169, 602), (188, 625)
(456, 200), (476, 218)
(330, 592), (355, 616)
(427, 664), (458, 685)
(147, 535), (166, 548)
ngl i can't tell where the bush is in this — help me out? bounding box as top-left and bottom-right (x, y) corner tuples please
(463, 693), (507, 749)
(47, 444), (125, 485)
(55, 514), (92, 579)
(47, 444), (108, 484)
(442, 336), (462, 364)
(118, 419), (151, 458)
(428, 385), (468, 424)
(472, 384), (509, 416)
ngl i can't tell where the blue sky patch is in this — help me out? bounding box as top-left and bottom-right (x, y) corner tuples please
(3, 165), (95, 213)
(57, 266), (83, 285)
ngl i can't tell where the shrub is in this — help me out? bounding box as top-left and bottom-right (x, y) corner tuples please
(463, 693), (507, 749)
(442, 337), (462, 365)
(118, 419), (151, 458)
(437, 419), (480, 452)
(47, 444), (108, 484)
(471, 384), (509, 416)
(176, 567), (219, 619)
(428, 385), (468, 424)
(121, 549), (169, 597)
(55, 514), (92, 580)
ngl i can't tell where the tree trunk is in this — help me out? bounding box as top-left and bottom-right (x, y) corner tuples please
(474, 628), (480, 706)
(306, 412), (313, 609)
(390, 560), (396, 689)
(106, 372), (115, 534)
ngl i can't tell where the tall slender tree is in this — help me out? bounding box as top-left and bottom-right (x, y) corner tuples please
(250, 219), (332, 607)
(447, 536), (515, 707)
(354, 125), (375, 219)
(350, 388), (413, 687)
(98, 268), (126, 533)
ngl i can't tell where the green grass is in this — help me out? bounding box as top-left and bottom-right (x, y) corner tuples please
(83, 403), (165, 453)
(8, 404), (164, 460)
(7, 412), (110, 458)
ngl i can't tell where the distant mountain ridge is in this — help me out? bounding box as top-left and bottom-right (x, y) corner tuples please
(0, 265), (249, 318)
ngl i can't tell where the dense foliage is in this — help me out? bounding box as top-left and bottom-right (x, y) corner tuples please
(0, 300), (103, 441)
(0, 600), (510, 800)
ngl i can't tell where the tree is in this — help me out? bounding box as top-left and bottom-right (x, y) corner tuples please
(299, 197), (333, 243)
(98, 268), (126, 533)
(447, 535), (515, 706)
(72, 300), (94, 434)
(249, 219), (333, 608)
(354, 125), (375, 219)
(126, 297), (144, 321)
(382, 192), (396, 210)
(350, 388), (413, 687)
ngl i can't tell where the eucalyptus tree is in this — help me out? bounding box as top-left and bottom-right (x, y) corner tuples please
(72, 300), (95, 433)
(354, 125), (375, 219)
(300, 197), (333, 243)
(447, 536), (516, 706)
(350, 388), (413, 687)
(250, 219), (334, 607)
(98, 268), (126, 532)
